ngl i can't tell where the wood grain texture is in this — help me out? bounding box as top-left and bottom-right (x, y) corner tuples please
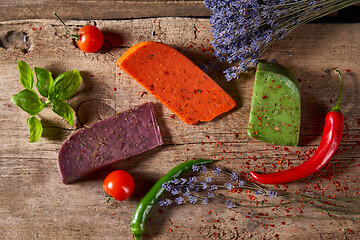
(0, 0), (359, 22)
(0, 18), (359, 239)
(0, 0), (210, 21)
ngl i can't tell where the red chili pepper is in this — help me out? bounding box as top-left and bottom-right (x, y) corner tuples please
(250, 70), (344, 184)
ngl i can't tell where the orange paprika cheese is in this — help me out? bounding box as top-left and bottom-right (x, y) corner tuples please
(116, 41), (236, 124)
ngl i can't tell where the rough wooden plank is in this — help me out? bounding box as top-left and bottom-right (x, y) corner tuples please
(0, 18), (360, 240)
(0, 1), (359, 22)
(0, 0), (210, 21)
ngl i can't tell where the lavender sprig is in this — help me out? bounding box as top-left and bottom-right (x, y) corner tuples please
(157, 165), (360, 220)
(204, 0), (360, 81)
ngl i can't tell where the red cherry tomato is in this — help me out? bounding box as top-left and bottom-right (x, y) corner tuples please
(76, 25), (104, 53)
(103, 170), (135, 201)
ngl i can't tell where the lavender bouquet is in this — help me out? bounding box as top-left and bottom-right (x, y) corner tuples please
(204, 0), (360, 81)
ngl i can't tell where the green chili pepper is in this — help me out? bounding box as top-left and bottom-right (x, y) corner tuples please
(130, 158), (213, 240)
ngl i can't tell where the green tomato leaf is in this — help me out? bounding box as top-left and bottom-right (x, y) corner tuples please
(17, 61), (34, 90)
(35, 67), (54, 97)
(27, 116), (43, 143)
(11, 89), (44, 116)
(50, 70), (81, 100)
(50, 97), (74, 126)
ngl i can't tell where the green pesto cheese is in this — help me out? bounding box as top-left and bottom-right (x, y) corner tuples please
(247, 62), (301, 146)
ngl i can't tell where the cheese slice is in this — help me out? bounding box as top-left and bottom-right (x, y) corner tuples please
(57, 102), (163, 184)
(116, 41), (236, 124)
(247, 62), (301, 146)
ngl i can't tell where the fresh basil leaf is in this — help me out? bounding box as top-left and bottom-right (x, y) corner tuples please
(50, 97), (74, 126)
(27, 116), (43, 143)
(17, 61), (34, 90)
(35, 67), (54, 97)
(11, 89), (44, 116)
(50, 70), (81, 100)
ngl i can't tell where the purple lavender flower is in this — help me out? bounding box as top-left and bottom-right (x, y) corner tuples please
(203, 198), (210, 204)
(266, 191), (278, 198)
(237, 180), (245, 187)
(199, 165), (207, 173)
(213, 167), (221, 176)
(189, 176), (198, 183)
(204, 0), (358, 81)
(171, 178), (181, 185)
(208, 192), (215, 198)
(180, 178), (187, 184)
(162, 182), (172, 191)
(230, 172), (238, 182)
(200, 181), (208, 190)
(192, 165), (200, 172)
(224, 182), (233, 190)
(159, 198), (172, 206)
(171, 188), (181, 196)
(175, 197), (186, 205)
(209, 183), (218, 191)
(225, 200), (235, 209)
(189, 195), (198, 204)
(205, 176), (212, 183)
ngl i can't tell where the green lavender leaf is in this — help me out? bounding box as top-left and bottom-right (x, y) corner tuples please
(35, 67), (54, 97)
(27, 116), (43, 143)
(17, 61), (34, 90)
(50, 70), (81, 100)
(11, 89), (44, 116)
(50, 97), (74, 126)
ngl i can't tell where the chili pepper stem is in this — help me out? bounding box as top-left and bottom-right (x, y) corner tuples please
(331, 70), (343, 112)
(53, 12), (80, 41)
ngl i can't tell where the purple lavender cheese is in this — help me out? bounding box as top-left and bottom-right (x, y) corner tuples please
(57, 102), (163, 184)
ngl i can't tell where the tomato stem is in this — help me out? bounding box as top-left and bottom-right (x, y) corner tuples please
(332, 70), (343, 112)
(105, 194), (114, 203)
(53, 12), (80, 41)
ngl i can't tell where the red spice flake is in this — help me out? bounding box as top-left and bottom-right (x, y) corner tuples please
(345, 69), (351, 72)
(262, 95), (268, 100)
(158, 209), (164, 214)
(170, 114), (175, 119)
(281, 221), (286, 225)
(113, 87), (117, 91)
(140, 91), (147, 97)
(169, 228), (173, 233)
(277, 85), (281, 88)
(213, 232), (219, 238)
(205, 135), (210, 139)
(32, 27), (37, 31)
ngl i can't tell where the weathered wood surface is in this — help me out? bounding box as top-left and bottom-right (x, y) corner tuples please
(1, 17), (360, 239)
(1, 0), (360, 22)
(0, 0), (211, 21)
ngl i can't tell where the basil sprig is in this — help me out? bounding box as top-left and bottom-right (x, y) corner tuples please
(11, 61), (81, 143)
